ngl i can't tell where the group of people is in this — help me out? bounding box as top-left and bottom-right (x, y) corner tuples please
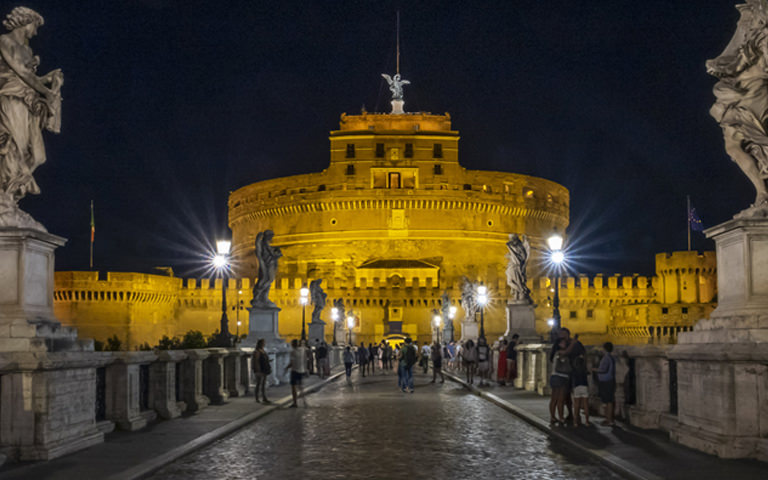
(548, 328), (616, 427)
(250, 338), (333, 408)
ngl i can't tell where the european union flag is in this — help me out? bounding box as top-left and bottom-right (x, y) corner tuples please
(688, 207), (704, 232)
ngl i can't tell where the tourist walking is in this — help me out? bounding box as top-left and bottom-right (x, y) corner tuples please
(461, 340), (477, 384)
(420, 342), (431, 374)
(549, 337), (570, 425)
(358, 341), (368, 377)
(303, 339), (314, 376)
(593, 342), (616, 426)
(368, 343), (377, 375)
(343, 346), (355, 384)
(497, 339), (508, 385)
(316, 341), (329, 379)
(285, 339), (307, 408)
(476, 337), (493, 386)
(430, 341), (444, 383)
(505, 333), (519, 385)
(571, 355), (590, 427)
(398, 337), (417, 392)
(251, 339), (271, 403)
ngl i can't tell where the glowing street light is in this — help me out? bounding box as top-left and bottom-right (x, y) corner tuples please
(547, 231), (565, 341)
(212, 239), (232, 347)
(300, 286), (309, 341)
(346, 314), (355, 344)
(477, 284), (488, 341)
(433, 310), (442, 344)
(331, 307), (339, 345)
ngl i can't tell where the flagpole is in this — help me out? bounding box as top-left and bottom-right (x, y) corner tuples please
(90, 200), (94, 270)
(686, 195), (691, 252)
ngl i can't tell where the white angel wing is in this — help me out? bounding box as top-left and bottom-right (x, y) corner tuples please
(381, 73), (393, 84)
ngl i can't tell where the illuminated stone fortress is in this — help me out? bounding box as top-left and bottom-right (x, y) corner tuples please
(51, 95), (718, 349)
(228, 109), (569, 343)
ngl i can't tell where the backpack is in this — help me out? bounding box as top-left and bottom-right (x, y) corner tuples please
(478, 345), (489, 362)
(258, 351), (272, 375)
(554, 353), (572, 375)
(404, 345), (417, 367)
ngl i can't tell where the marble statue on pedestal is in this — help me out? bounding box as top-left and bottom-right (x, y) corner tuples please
(0, 7), (63, 231)
(308, 279), (327, 344)
(460, 277), (477, 322)
(707, 0), (768, 215)
(505, 234), (531, 304)
(251, 230), (281, 308)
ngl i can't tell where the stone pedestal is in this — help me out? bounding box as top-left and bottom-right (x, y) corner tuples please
(106, 352), (158, 431)
(666, 218), (768, 461)
(460, 320), (478, 342)
(0, 228), (87, 353)
(308, 320), (326, 345)
(504, 302), (538, 342)
(442, 320), (455, 344)
(242, 306), (286, 350)
(333, 321), (345, 346)
(391, 99), (405, 114)
(224, 349), (245, 398)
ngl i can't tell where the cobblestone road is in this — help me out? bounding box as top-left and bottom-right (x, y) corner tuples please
(150, 371), (622, 479)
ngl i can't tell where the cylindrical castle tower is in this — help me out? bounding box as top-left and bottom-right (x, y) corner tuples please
(229, 111), (569, 343)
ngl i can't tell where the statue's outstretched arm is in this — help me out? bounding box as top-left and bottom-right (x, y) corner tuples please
(0, 36), (54, 99)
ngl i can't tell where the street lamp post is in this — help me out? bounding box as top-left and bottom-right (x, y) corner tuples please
(547, 232), (565, 343)
(346, 315), (355, 345)
(331, 307), (339, 345)
(233, 290), (243, 338)
(449, 305), (457, 342)
(213, 240), (232, 347)
(300, 286), (309, 341)
(433, 311), (441, 344)
(477, 284), (488, 341)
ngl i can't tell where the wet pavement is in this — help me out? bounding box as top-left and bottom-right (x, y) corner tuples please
(150, 371), (621, 479)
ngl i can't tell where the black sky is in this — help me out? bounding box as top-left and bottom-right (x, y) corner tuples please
(18, 0), (748, 277)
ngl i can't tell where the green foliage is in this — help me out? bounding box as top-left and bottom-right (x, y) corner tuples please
(93, 339), (104, 351)
(206, 330), (220, 347)
(105, 335), (122, 351)
(180, 330), (207, 349)
(138, 342), (152, 351)
(156, 335), (181, 350)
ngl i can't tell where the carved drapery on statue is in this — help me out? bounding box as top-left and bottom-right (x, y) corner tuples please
(309, 278), (327, 323)
(707, 0), (768, 213)
(0, 7), (63, 230)
(440, 291), (451, 320)
(460, 277), (478, 322)
(251, 230), (281, 308)
(506, 233), (531, 304)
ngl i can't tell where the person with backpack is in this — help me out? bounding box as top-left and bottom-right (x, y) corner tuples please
(251, 338), (271, 404)
(593, 342), (616, 426)
(549, 337), (570, 425)
(430, 341), (444, 383)
(476, 336), (493, 386)
(461, 339), (477, 385)
(357, 341), (368, 377)
(342, 346), (355, 385)
(571, 355), (590, 427)
(398, 337), (416, 393)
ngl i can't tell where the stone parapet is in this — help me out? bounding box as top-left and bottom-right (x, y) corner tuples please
(106, 352), (158, 431)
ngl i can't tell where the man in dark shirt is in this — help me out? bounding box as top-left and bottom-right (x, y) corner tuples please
(505, 333), (519, 384)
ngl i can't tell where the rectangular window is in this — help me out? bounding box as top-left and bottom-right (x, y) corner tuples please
(682, 307), (688, 314)
(346, 164), (355, 175)
(662, 307), (669, 314)
(586, 309), (593, 318)
(569, 311), (577, 319)
(405, 143), (414, 158)
(376, 143), (385, 158)
(433, 164), (443, 175)
(346, 144), (355, 158)
(433, 143), (443, 158)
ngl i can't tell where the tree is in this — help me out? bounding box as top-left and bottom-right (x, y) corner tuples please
(105, 335), (122, 351)
(180, 330), (206, 349)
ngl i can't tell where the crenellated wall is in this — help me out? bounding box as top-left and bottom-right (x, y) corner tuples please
(53, 250), (717, 349)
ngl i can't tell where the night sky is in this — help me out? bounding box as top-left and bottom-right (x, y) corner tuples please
(17, 0), (748, 277)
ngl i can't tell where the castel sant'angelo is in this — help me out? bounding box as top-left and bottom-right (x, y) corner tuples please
(53, 76), (717, 349)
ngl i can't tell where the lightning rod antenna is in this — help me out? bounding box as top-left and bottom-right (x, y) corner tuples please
(396, 10), (400, 75)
